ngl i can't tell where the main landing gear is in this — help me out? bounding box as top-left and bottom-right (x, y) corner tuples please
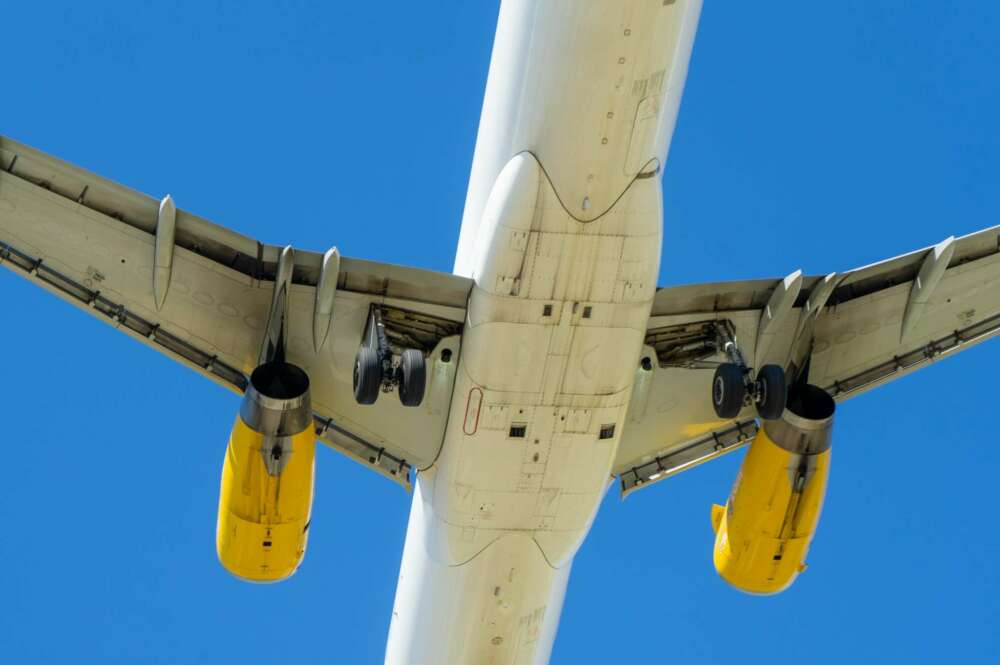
(353, 305), (427, 407)
(711, 323), (787, 421)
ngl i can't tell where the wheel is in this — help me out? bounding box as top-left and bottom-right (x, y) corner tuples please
(754, 364), (787, 420)
(398, 348), (426, 407)
(353, 345), (382, 405)
(712, 363), (746, 419)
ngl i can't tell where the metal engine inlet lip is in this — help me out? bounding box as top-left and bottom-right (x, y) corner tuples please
(241, 362), (313, 437)
(764, 384), (835, 454)
(783, 384), (835, 430)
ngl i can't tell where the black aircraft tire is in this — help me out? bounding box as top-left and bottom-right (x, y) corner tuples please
(398, 349), (426, 407)
(755, 364), (787, 420)
(712, 363), (745, 419)
(353, 345), (382, 405)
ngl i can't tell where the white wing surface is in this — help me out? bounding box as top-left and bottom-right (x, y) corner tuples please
(616, 226), (1000, 495)
(0, 136), (471, 489)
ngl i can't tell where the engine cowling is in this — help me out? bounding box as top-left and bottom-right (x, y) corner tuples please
(711, 385), (834, 594)
(216, 362), (316, 582)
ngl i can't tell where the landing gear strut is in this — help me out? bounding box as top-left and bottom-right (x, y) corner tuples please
(352, 305), (427, 407)
(711, 323), (787, 421)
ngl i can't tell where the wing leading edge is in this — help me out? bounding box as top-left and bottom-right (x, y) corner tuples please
(0, 136), (472, 489)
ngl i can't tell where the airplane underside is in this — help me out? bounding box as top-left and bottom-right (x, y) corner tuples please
(4, 1), (1000, 664)
(386, 3), (699, 661)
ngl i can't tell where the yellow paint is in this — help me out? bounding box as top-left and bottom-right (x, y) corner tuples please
(711, 503), (725, 533)
(680, 419), (735, 438)
(216, 416), (316, 582)
(712, 426), (830, 595)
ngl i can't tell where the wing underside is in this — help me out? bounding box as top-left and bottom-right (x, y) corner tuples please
(0, 136), (472, 489)
(617, 226), (1000, 496)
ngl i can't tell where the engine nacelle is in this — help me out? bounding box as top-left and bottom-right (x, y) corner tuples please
(711, 385), (834, 595)
(216, 362), (316, 582)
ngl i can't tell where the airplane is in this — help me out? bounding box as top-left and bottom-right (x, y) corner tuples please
(2, 1), (999, 662)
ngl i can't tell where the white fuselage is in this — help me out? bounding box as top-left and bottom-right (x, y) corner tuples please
(385, 2), (702, 662)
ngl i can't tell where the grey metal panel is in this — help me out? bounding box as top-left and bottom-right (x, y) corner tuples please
(0, 136), (470, 490)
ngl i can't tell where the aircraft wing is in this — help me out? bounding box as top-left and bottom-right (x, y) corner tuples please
(0, 136), (470, 490)
(616, 225), (1000, 496)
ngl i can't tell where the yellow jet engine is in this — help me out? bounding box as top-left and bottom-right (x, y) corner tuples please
(711, 384), (834, 594)
(215, 245), (318, 582)
(216, 361), (316, 582)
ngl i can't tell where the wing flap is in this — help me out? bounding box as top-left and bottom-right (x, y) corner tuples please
(618, 419), (759, 497)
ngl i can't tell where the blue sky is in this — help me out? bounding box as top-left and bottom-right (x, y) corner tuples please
(2, 1), (1000, 663)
